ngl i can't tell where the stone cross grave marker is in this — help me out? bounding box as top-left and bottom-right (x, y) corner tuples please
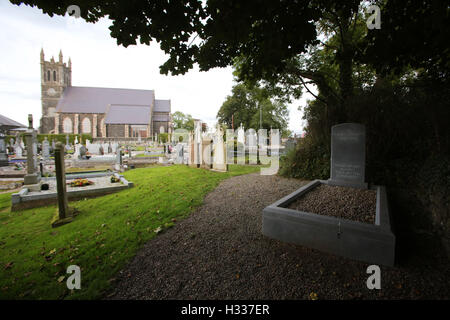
(23, 118), (41, 189)
(328, 123), (368, 189)
(115, 147), (122, 171)
(52, 142), (73, 227)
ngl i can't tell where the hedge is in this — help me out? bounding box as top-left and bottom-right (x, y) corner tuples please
(5, 133), (92, 146)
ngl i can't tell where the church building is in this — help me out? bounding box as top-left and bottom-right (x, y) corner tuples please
(39, 49), (172, 138)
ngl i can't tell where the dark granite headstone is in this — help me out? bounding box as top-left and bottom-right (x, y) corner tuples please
(328, 123), (367, 189)
(0, 134), (8, 167)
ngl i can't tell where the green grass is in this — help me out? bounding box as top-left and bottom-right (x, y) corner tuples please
(134, 153), (164, 158)
(0, 165), (260, 299)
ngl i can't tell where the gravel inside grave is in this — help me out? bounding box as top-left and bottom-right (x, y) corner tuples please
(287, 184), (376, 224)
(107, 173), (450, 300)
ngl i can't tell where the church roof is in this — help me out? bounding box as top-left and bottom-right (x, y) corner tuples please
(0, 114), (27, 129)
(154, 99), (171, 112)
(104, 105), (151, 125)
(56, 86), (155, 114)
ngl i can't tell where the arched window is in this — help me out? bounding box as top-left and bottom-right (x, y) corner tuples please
(47, 70), (50, 81)
(160, 126), (165, 134)
(81, 117), (91, 134)
(53, 70), (57, 81)
(63, 117), (73, 133)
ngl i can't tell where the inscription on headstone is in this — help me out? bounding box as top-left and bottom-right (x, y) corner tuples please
(328, 123), (367, 189)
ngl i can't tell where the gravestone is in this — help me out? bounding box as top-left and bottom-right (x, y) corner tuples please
(115, 147), (122, 171)
(19, 136), (25, 150)
(42, 137), (50, 160)
(73, 143), (81, 159)
(14, 142), (22, 158)
(201, 138), (213, 169)
(175, 144), (184, 164)
(247, 129), (258, 164)
(65, 135), (71, 151)
(188, 132), (195, 167)
(52, 142), (73, 228)
(23, 115), (41, 190)
(79, 145), (87, 159)
(237, 123), (245, 146)
(0, 133), (8, 167)
(193, 120), (202, 168)
(328, 123), (368, 189)
(212, 124), (227, 171)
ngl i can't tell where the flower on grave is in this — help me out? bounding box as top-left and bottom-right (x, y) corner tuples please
(110, 176), (120, 183)
(67, 178), (94, 187)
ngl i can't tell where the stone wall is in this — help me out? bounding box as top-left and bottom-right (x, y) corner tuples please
(107, 124), (126, 137)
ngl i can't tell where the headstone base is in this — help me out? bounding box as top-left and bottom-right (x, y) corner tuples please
(24, 173), (41, 185)
(327, 179), (368, 190)
(51, 207), (78, 228)
(51, 216), (74, 228)
(212, 163), (228, 172)
(23, 180), (43, 192)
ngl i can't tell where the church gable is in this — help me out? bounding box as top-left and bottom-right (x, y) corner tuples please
(41, 49), (172, 138)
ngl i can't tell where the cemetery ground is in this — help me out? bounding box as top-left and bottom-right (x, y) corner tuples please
(0, 165), (449, 300)
(0, 165), (259, 299)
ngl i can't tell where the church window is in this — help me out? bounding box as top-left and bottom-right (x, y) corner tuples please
(53, 70), (57, 81)
(82, 117), (91, 134)
(47, 70), (50, 81)
(63, 117), (73, 133)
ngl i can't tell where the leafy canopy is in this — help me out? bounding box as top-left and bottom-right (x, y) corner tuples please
(217, 83), (290, 137)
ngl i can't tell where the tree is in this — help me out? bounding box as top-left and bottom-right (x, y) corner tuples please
(11, 1), (448, 81)
(172, 111), (194, 131)
(217, 83), (289, 136)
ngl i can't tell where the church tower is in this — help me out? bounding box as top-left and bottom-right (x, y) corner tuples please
(40, 49), (72, 133)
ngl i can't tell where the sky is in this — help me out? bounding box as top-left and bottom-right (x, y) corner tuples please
(0, 1), (309, 134)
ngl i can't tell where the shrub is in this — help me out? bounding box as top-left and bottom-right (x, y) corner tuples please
(279, 136), (330, 180)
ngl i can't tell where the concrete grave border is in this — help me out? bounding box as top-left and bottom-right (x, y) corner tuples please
(262, 180), (395, 266)
(11, 172), (133, 211)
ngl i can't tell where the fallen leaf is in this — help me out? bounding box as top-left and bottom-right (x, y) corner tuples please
(309, 292), (318, 300)
(4, 262), (14, 270)
(57, 276), (65, 283)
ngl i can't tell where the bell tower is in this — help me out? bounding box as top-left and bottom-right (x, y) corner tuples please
(40, 49), (72, 133)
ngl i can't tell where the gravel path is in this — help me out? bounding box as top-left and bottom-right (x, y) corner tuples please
(288, 184), (376, 224)
(108, 173), (449, 300)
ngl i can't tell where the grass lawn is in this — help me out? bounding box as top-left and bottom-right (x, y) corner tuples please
(134, 153), (164, 158)
(66, 166), (112, 173)
(0, 165), (260, 299)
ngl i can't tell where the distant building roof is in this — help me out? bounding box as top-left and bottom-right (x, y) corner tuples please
(0, 114), (27, 129)
(56, 86), (155, 114)
(104, 105), (151, 125)
(154, 99), (171, 112)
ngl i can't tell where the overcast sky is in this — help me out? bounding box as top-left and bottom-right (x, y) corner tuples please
(0, 1), (309, 134)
